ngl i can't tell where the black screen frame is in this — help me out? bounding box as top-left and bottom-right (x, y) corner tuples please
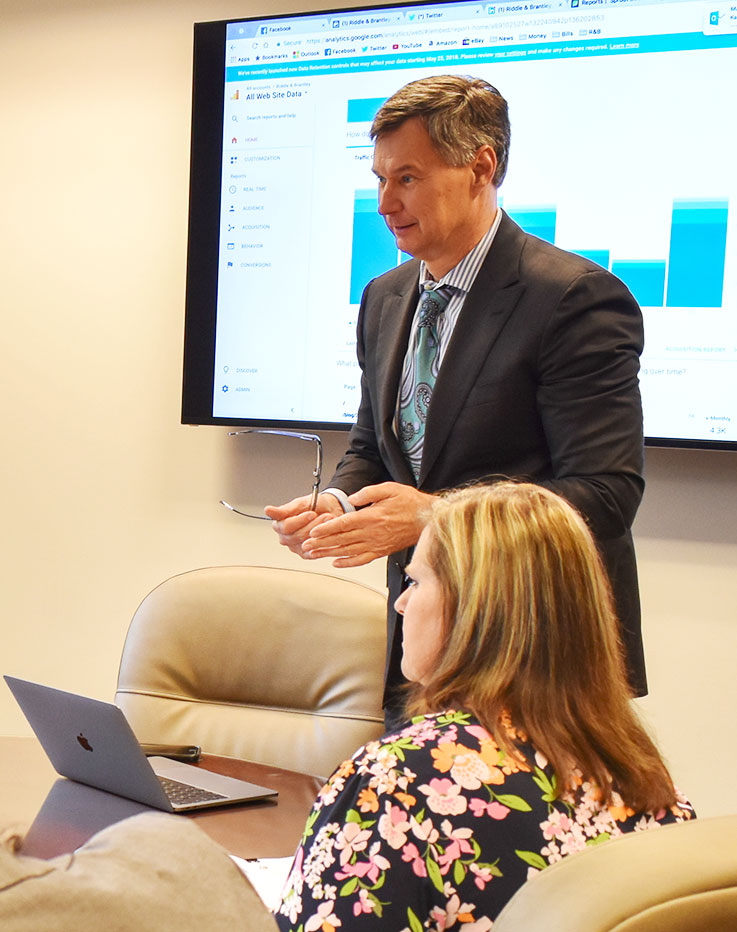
(182, 14), (357, 432)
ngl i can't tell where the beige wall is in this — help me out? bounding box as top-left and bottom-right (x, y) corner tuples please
(1, 0), (735, 819)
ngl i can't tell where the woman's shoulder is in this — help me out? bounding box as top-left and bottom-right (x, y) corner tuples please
(310, 709), (540, 822)
(349, 710), (531, 785)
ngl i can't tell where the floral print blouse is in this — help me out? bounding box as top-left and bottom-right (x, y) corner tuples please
(275, 710), (693, 932)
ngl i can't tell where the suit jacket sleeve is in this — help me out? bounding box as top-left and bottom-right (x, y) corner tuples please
(531, 266), (644, 542)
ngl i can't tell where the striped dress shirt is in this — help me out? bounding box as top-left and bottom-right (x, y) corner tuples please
(395, 208), (504, 457)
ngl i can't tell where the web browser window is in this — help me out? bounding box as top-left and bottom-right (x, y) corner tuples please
(205, 0), (737, 444)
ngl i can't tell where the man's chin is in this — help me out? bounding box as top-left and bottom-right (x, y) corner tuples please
(392, 232), (418, 257)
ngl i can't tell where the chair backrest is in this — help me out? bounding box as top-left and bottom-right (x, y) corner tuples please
(115, 566), (387, 778)
(493, 813), (737, 932)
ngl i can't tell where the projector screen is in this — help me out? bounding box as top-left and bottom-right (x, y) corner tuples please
(182, 0), (737, 449)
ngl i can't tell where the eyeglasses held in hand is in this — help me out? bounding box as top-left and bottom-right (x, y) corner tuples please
(219, 429), (323, 519)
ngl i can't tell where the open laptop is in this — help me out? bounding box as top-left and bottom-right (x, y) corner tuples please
(4, 675), (278, 812)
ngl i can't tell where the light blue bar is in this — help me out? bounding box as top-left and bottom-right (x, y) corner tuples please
(354, 188), (379, 212)
(225, 33), (737, 82)
(507, 206), (556, 245)
(666, 199), (728, 308)
(573, 249), (610, 270)
(612, 260), (666, 308)
(347, 97), (386, 123)
(349, 192), (398, 304)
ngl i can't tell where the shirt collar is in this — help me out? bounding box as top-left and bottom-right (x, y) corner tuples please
(418, 207), (503, 295)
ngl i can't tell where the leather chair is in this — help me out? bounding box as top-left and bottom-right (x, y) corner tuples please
(115, 566), (387, 778)
(493, 813), (737, 932)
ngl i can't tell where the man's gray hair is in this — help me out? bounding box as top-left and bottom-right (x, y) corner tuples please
(370, 75), (510, 187)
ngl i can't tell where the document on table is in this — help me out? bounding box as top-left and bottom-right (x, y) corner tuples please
(230, 855), (293, 910)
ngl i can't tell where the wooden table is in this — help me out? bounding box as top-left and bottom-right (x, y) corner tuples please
(0, 736), (323, 860)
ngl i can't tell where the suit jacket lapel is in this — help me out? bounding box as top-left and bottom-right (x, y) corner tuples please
(419, 214), (526, 485)
(374, 266), (420, 484)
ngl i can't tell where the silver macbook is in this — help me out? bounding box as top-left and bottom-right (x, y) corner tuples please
(4, 675), (277, 812)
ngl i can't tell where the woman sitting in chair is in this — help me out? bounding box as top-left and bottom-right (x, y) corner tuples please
(274, 483), (693, 932)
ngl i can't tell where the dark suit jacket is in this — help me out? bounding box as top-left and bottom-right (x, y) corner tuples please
(330, 212), (647, 703)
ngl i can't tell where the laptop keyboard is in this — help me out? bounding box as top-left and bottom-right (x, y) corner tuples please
(158, 775), (227, 806)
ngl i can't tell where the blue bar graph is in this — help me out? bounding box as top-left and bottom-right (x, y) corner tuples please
(350, 190), (399, 303)
(666, 199), (728, 307)
(611, 260), (667, 308)
(348, 196), (729, 309)
(506, 206), (557, 245)
(347, 97), (386, 123)
(506, 197), (728, 308)
(573, 249), (610, 269)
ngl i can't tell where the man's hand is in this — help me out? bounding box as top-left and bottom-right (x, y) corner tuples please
(264, 494), (343, 559)
(302, 482), (436, 567)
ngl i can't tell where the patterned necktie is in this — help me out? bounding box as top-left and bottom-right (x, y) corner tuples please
(398, 285), (451, 481)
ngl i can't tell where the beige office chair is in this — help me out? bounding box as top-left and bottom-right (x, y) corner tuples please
(493, 813), (737, 932)
(115, 566), (387, 778)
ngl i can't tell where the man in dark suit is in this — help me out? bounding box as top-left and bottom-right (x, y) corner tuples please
(266, 76), (646, 721)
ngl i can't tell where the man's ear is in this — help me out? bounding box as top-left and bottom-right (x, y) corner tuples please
(471, 145), (497, 188)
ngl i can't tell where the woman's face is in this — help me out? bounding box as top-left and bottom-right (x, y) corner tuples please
(395, 527), (446, 685)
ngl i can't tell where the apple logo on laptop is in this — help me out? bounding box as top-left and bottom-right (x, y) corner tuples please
(77, 732), (93, 752)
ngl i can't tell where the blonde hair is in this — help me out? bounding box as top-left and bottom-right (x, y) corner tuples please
(370, 75), (510, 186)
(406, 482), (676, 812)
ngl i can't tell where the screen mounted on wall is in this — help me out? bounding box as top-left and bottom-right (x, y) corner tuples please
(182, 0), (737, 449)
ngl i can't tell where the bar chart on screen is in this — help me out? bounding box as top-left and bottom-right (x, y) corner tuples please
(502, 199), (730, 311)
(347, 191), (731, 312)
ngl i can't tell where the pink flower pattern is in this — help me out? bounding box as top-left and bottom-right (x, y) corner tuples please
(275, 712), (694, 932)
